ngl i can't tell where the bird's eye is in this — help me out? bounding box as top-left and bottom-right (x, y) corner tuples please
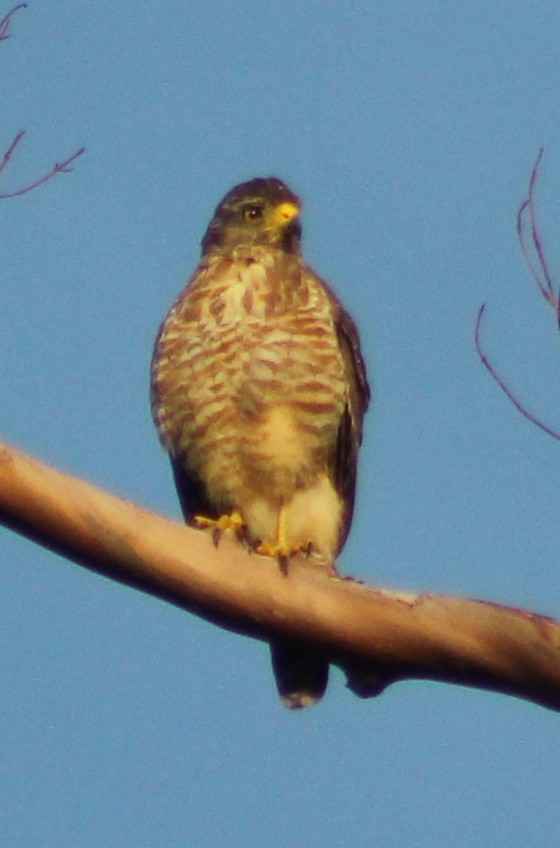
(243, 205), (263, 222)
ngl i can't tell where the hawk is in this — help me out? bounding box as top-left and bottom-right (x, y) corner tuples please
(151, 177), (370, 708)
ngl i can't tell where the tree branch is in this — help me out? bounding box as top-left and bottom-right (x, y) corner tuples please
(516, 147), (559, 316)
(1, 440), (559, 711)
(475, 151), (560, 440)
(0, 5), (85, 198)
(475, 304), (560, 442)
(0, 4), (26, 41)
(0, 130), (85, 199)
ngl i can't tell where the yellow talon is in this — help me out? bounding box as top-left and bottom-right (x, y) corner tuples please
(254, 506), (312, 573)
(256, 541), (312, 558)
(194, 510), (245, 545)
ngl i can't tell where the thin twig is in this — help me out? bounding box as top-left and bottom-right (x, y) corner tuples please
(0, 5), (85, 198)
(475, 304), (560, 442)
(0, 3), (26, 40)
(0, 145), (86, 198)
(516, 148), (559, 313)
(0, 129), (25, 176)
(476, 151), (560, 441)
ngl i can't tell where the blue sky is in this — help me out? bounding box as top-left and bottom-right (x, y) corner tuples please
(2, 2), (560, 846)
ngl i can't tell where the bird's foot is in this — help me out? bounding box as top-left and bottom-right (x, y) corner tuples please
(255, 540), (314, 575)
(194, 510), (245, 546)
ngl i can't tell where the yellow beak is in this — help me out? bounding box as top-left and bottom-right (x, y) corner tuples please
(270, 201), (300, 230)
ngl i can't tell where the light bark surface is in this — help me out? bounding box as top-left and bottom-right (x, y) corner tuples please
(1, 440), (559, 712)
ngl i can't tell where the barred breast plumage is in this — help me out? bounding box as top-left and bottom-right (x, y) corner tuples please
(153, 246), (351, 556)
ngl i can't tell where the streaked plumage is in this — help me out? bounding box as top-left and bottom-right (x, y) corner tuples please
(151, 177), (370, 708)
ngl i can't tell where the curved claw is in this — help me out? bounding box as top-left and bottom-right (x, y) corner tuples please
(255, 540), (314, 575)
(194, 510), (245, 546)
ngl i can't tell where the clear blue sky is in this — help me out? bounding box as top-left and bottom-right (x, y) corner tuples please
(2, 2), (559, 846)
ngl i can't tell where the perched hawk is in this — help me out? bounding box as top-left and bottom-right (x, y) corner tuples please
(151, 177), (370, 708)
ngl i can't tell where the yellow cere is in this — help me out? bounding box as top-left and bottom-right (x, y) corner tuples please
(271, 201), (300, 229)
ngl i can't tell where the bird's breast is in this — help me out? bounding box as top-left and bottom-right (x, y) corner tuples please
(151, 253), (346, 501)
(200, 259), (270, 325)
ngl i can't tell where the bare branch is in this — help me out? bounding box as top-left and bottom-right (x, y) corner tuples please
(0, 5), (85, 198)
(1, 439), (559, 712)
(0, 143), (86, 198)
(475, 304), (560, 442)
(0, 129), (25, 176)
(475, 152), (560, 439)
(516, 148), (559, 314)
(0, 3), (26, 41)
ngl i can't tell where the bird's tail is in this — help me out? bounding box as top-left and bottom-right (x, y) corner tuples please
(270, 640), (329, 709)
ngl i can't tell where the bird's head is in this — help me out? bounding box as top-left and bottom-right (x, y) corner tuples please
(201, 177), (302, 255)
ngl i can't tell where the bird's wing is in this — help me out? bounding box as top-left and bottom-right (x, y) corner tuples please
(170, 454), (219, 524)
(331, 296), (371, 552)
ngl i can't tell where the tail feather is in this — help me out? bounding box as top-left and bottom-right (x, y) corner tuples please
(270, 640), (329, 709)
